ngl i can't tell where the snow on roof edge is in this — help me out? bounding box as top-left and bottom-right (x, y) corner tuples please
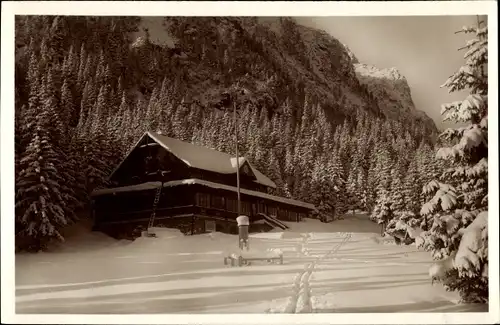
(248, 163), (277, 188)
(91, 178), (314, 210)
(91, 182), (163, 196)
(188, 179), (313, 209)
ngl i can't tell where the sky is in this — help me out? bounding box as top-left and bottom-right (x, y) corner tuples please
(296, 16), (483, 128)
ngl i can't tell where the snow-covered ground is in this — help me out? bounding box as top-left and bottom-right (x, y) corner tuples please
(15, 213), (487, 314)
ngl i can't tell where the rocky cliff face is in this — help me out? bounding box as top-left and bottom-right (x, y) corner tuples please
(135, 17), (435, 130)
(355, 64), (417, 119)
(342, 43), (436, 131)
(136, 17), (382, 122)
(353, 63), (433, 124)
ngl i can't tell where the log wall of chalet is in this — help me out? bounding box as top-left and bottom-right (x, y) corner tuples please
(94, 183), (309, 236)
(93, 186), (195, 224)
(190, 184), (309, 223)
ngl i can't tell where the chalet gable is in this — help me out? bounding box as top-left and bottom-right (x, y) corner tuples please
(239, 161), (255, 178)
(108, 132), (277, 189)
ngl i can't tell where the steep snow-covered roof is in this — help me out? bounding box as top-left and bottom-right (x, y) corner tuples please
(110, 132), (277, 189)
(150, 132), (276, 188)
(92, 178), (315, 210)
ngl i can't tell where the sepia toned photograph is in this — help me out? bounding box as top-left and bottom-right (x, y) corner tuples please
(1, 1), (498, 324)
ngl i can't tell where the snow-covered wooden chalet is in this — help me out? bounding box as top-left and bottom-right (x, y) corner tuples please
(91, 131), (315, 237)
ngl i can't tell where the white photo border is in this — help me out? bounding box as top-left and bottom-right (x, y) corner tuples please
(1, 1), (498, 324)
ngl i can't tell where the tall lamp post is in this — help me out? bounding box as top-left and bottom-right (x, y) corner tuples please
(217, 83), (255, 236)
(222, 83), (255, 250)
(234, 100), (241, 216)
(219, 85), (248, 217)
(232, 89), (252, 250)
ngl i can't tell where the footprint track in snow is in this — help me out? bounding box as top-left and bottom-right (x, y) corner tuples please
(281, 232), (352, 313)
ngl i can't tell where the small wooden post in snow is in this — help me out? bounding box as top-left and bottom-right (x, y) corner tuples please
(237, 215), (250, 250)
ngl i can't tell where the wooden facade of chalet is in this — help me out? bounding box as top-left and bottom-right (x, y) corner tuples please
(91, 132), (315, 238)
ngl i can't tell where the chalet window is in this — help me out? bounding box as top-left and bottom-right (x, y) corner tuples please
(268, 206), (277, 217)
(226, 198), (238, 213)
(195, 192), (210, 208)
(241, 201), (251, 215)
(147, 151), (161, 173)
(226, 199), (251, 215)
(277, 207), (287, 220)
(211, 195), (225, 209)
(241, 164), (252, 177)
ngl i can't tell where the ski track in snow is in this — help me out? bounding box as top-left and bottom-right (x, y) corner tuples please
(280, 232), (352, 314)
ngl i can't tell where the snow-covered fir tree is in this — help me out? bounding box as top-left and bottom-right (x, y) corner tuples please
(417, 18), (488, 303)
(370, 188), (393, 235)
(389, 167), (405, 214)
(327, 152), (348, 217)
(346, 168), (359, 213)
(311, 158), (332, 222)
(402, 158), (422, 214)
(369, 141), (396, 233)
(15, 106), (74, 251)
(84, 87), (113, 192)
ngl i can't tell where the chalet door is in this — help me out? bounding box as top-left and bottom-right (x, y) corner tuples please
(205, 220), (216, 233)
(256, 201), (266, 215)
(252, 203), (257, 216)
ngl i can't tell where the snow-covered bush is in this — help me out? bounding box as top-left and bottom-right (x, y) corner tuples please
(429, 251), (456, 285)
(417, 209), (476, 260)
(438, 212), (488, 303)
(417, 19), (488, 303)
(444, 211), (488, 303)
(455, 211), (488, 277)
(385, 211), (421, 245)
